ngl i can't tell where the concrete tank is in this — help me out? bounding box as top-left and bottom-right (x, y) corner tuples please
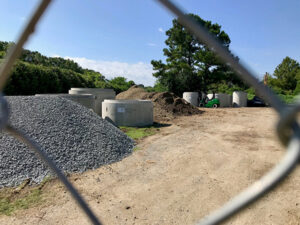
(35, 94), (95, 111)
(232, 91), (247, 107)
(207, 93), (232, 107)
(69, 88), (115, 116)
(102, 100), (153, 127)
(183, 92), (199, 106)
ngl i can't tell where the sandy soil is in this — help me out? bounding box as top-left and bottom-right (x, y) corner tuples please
(1, 108), (300, 225)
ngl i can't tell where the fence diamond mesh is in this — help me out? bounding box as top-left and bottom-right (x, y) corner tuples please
(0, 0), (299, 224)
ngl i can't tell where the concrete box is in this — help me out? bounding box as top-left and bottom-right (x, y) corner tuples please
(102, 99), (153, 127)
(69, 88), (115, 116)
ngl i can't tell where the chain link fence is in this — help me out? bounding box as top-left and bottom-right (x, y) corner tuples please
(0, 0), (299, 224)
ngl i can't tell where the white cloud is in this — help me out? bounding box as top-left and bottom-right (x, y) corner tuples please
(66, 57), (156, 86)
(51, 54), (61, 58)
(147, 42), (156, 47)
(158, 27), (164, 33)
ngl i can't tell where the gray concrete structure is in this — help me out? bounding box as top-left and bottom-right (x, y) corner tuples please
(232, 91), (248, 107)
(69, 88), (115, 116)
(35, 94), (95, 111)
(183, 92), (199, 106)
(102, 100), (153, 127)
(207, 93), (232, 107)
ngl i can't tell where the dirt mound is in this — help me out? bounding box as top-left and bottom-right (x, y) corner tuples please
(116, 85), (148, 100)
(116, 85), (202, 121)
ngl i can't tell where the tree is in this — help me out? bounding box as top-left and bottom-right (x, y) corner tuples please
(0, 41), (12, 58)
(83, 69), (106, 84)
(107, 77), (135, 94)
(273, 57), (300, 92)
(0, 41), (12, 52)
(293, 70), (300, 95)
(151, 14), (242, 96)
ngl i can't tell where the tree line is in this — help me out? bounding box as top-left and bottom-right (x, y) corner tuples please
(150, 14), (300, 101)
(1, 12), (299, 99)
(0, 41), (135, 95)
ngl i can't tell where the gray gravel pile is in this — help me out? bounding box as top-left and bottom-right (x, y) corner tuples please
(0, 96), (134, 187)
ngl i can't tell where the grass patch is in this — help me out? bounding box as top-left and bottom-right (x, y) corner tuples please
(133, 146), (142, 152)
(0, 189), (42, 216)
(120, 126), (159, 140)
(0, 176), (53, 216)
(248, 93), (297, 104)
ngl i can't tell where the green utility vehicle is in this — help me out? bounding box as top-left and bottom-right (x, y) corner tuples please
(199, 96), (220, 108)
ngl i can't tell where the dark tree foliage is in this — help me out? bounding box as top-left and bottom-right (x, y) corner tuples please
(0, 41), (83, 73)
(83, 69), (106, 85)
(273, 57), (300, 91)
(151, 14), (245, 96)
(20, 50), (84, 73)
(0, 40), (105, 95)
(0, 41), (14, 52)
(106, 77), (135, 94)
(4, 61), (94, 95)
(267, 57), (300, 95)
(0, 40), (140, 95)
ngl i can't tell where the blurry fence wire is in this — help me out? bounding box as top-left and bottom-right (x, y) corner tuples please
(0, 1), (102, 225)
(0, 0), (299, 224)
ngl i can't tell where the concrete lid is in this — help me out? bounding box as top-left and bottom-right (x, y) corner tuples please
(35, 94), (95, 99)
(207, 93), (230, 96)
(69, 88), (115, 93)
(103, 99), (152, 104)
(233, 91), (247, 94)
(183, 92), (199, 94)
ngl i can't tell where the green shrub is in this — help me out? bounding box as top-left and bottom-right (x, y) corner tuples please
(278, 94), (295, 104)
(4, 61), (94, 95)
(0, 51), (5, 58)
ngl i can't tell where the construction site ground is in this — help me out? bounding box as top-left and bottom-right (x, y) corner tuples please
(1, 107), (300, 225)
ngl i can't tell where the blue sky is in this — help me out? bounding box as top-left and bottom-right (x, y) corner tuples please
(1, 0), (300, 86)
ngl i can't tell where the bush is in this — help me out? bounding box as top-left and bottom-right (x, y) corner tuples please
(278, 94), (295, 104)
(0, 51), (5, 58)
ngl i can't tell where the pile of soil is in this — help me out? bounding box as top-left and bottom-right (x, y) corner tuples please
(116, 85), (202, 121)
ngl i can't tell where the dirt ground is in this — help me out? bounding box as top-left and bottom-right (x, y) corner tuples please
(1, 108), (300, 225)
